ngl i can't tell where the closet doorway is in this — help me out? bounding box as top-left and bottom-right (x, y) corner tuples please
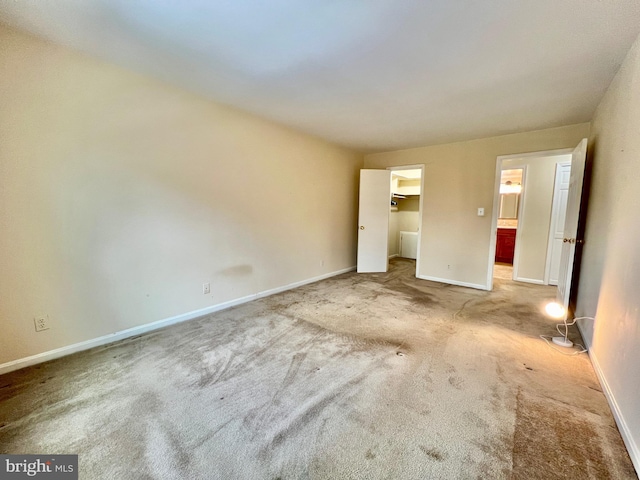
(387, 165), (424, 276)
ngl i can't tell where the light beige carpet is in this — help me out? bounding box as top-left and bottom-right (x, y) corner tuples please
(0, 259), (636, 479)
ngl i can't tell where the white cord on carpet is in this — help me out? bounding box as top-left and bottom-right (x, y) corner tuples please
(539, 316), (593, 356)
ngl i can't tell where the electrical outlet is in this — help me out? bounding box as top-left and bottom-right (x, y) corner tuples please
(34, 316), (49, 332)
(202, 282), (211, 295)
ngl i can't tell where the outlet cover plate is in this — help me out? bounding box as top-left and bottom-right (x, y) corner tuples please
(34, 316), (49, 332)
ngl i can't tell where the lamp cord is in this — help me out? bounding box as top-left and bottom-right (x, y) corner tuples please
(539, 316), (594, 356)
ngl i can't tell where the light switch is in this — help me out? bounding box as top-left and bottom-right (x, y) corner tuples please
(477, 208), (485, 216)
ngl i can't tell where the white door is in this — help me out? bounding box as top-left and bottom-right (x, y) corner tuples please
(545, 162), (571, 285)
(556, 139), (588, 315)
(357, 169), (391, 272)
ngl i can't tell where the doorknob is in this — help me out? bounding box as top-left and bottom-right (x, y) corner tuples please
(360, 226), (365, 230)
(563, 238), (568, 243)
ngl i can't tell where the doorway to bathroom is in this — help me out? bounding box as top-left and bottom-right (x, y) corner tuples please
(494, 168), (523, 280)
(489, 148), (574, 286)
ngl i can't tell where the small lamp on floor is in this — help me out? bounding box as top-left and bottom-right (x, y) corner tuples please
(544, 302), (573, 348)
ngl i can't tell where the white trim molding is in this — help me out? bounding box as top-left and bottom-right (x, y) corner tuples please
(512, 276), (545, 285)
(589, 351), (640, 476)
(417, 275), (488, 291)
(0, 266), (356, 376)
(496, 147), (574, 162)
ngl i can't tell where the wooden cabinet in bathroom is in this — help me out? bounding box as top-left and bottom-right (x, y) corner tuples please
(495, 228), (516, 264)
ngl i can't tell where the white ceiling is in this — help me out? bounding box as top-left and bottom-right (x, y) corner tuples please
(2, 1), (640, 153)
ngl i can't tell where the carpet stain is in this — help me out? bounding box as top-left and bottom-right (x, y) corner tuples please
(218, 264), (253, 276)
(463, 411), (490, 429)
(419, 445), (446, 461)
(448, 375), (464, 389)
(511, 389), (628, 479)
(381, 281), (439, 306)
(453, 299), (473, 320)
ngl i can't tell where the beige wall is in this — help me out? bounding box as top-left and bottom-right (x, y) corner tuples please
(396, 197), (421, 235)
(503, 154), (571, 284)
(0, 26), (363, 366)
(575, 31), (640, 468)
(365, 124), (590, 288)
(388, 210), (399, 256)
(389, 197), (420, 257)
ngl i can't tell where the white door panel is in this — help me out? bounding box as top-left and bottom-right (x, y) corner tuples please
(546, 163), (571, 285)
(549, 238), (563, 285)
(357, 170), (391, 273)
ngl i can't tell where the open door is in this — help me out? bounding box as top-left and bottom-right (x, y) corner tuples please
(357, 169), (391, 273)
(545, 162), (571, 285)
(556, 139), (588, 316)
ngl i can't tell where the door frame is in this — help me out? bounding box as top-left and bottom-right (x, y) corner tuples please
(386, 164), (425, 277)
(487, 148), (574, 290)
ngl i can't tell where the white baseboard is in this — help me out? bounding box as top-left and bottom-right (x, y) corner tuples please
(389, 254), (399, 259)
(0, 266), (356, 376)
(589, 351), (640, 476)
(513, 276), (545, 285)
(416, 274), (488, 291)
